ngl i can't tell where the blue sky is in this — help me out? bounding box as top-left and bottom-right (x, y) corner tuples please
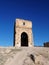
(0, 0), (49, 47)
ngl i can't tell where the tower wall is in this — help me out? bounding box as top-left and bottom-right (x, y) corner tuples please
(14, 19), (34, 47)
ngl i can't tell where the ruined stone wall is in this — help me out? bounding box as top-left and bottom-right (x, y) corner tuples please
(44, 42), (49, 47)
(14, 19), (34, 47)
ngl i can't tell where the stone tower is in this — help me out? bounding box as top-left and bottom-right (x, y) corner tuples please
(14, 19), (34, 47)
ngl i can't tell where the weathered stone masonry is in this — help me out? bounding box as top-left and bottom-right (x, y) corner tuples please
(14, 19), (34, 47)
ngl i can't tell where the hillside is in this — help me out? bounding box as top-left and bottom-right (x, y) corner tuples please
(0, 47), (49, 65)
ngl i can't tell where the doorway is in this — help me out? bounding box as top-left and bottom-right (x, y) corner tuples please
(21, 32), (28, 46)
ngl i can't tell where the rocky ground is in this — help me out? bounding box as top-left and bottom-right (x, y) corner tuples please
(0, 47), (49, 65)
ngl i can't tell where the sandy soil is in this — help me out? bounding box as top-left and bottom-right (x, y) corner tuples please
(0, 47), (49, 65)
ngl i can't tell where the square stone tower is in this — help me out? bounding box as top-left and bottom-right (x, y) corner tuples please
(14, 19), (34, 47)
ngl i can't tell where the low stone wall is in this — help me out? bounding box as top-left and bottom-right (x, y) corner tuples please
(44, 42), (49, 47)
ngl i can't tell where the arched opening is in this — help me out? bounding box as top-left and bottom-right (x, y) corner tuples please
(21, 32), (28, 46)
